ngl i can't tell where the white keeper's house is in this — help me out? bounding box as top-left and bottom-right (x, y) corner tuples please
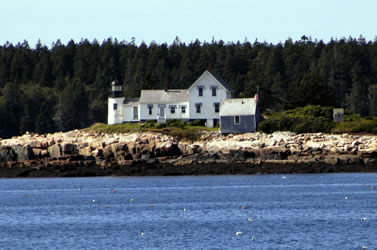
(108, 70), (233, 127)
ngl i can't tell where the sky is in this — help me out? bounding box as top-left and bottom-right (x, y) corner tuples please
(2, 0), (377, 47)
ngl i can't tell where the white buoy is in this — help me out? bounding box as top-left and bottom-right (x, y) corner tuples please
(140, 232), (145, 236)
(235, 232), (243, 236)
(92, 200), (96, 203)
(248, 218), (253, 222)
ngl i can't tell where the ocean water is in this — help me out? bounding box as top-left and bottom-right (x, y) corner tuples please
(0, 174), (376, 249)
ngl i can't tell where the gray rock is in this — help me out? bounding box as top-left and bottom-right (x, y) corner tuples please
(12, 145), (34, 161)
(48, 144), (62, 158)
(0, 146), (17, 162)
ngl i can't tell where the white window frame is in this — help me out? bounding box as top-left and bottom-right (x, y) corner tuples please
(195, 104), (201, 113)
(198, 87), (203, 97)
(214, 103), (219, 113)
(133, 107), (138, 119)
(212, 87), (217, 96)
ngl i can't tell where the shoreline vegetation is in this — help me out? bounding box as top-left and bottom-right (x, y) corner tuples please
(2, 120), (377, 177)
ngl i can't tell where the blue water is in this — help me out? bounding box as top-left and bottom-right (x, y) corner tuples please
(0, 174), (376, 249)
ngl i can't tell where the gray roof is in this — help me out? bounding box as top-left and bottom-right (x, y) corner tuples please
(140, 89), (188, 103)
(208, 70), (233, 92)
(123, 98), (140, 107)
(220, 98), (257, 116)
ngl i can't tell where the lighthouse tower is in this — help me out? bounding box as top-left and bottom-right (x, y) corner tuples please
(108, 80), (125, 125)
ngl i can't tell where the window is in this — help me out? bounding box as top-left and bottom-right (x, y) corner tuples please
(148, 106), (152, 115)
(195, 104), (201, 113)
(181, 106), (186, 114)
(170, 106), (176, 114)
(198, 87), (203, 97)
(234, 116), (240, 124)
(133, 107), (138, 119)
(214, 103), (219, 113)
(113, 103), (118, 110)
(212, 87), (217, 96)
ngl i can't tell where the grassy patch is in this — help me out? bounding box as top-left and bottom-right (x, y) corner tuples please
(332, 118), (377, 134)
(84, 121), (218, 141)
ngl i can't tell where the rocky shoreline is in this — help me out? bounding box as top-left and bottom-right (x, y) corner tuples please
(1, 130), (377, 177)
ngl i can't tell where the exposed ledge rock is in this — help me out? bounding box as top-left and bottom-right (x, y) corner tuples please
(1, 130), (377, 177)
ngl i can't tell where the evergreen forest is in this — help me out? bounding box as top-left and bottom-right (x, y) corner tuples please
(1, 35), (377, 138)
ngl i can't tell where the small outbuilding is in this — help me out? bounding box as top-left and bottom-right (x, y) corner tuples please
(333, 108), (344, 122)
(219, 97), (259, 134)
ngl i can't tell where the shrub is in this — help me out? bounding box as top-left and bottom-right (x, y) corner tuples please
(161, 127), (202, 142)
(293, 117), (335, 133)
(332, 118), (377, 134)
(258, 105), (336, 134)
(284, 105), (333, 119)
(188, 119), (205, 126)
(142, 120), (157, 128)
(166, 119), (187, 128)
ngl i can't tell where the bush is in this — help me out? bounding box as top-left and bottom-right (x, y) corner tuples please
(284, 105), (333, 119)
(258, 105), (336, 134)
(188, 119), (205, 126)
(142, 120), (157, 128)
(156, 123), (166, 129)
(161, 127), (202, 142)
(293, 117), (335, 133)
(166, 119), (187, 128)
(332, 118), (377, 134)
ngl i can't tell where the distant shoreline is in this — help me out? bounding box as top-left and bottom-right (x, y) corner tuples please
(1, 161), (377, 178)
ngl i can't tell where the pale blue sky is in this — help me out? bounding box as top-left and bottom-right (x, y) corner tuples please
(2, 0), (377, 47)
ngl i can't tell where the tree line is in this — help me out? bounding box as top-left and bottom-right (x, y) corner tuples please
(1, 35), (377, 138)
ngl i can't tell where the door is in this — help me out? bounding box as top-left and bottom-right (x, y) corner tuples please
(160, 106), (165, 116)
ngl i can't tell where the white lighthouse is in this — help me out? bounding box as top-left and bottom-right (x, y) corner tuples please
(107, 80), (125, 125)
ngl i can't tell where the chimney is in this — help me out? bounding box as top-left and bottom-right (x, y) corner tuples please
(207, 63), (213, 71)
(164, 79), (169, 92)
(254, 85), (259, 101)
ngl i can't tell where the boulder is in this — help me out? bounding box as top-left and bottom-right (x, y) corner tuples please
(48, 144), (62, 158)
(0, 146), (17, 162)
(12, 145), (34, 161)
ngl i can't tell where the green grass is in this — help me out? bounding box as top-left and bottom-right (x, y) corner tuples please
(331, 118), (377, 134)
(83, 121), (218, 141)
